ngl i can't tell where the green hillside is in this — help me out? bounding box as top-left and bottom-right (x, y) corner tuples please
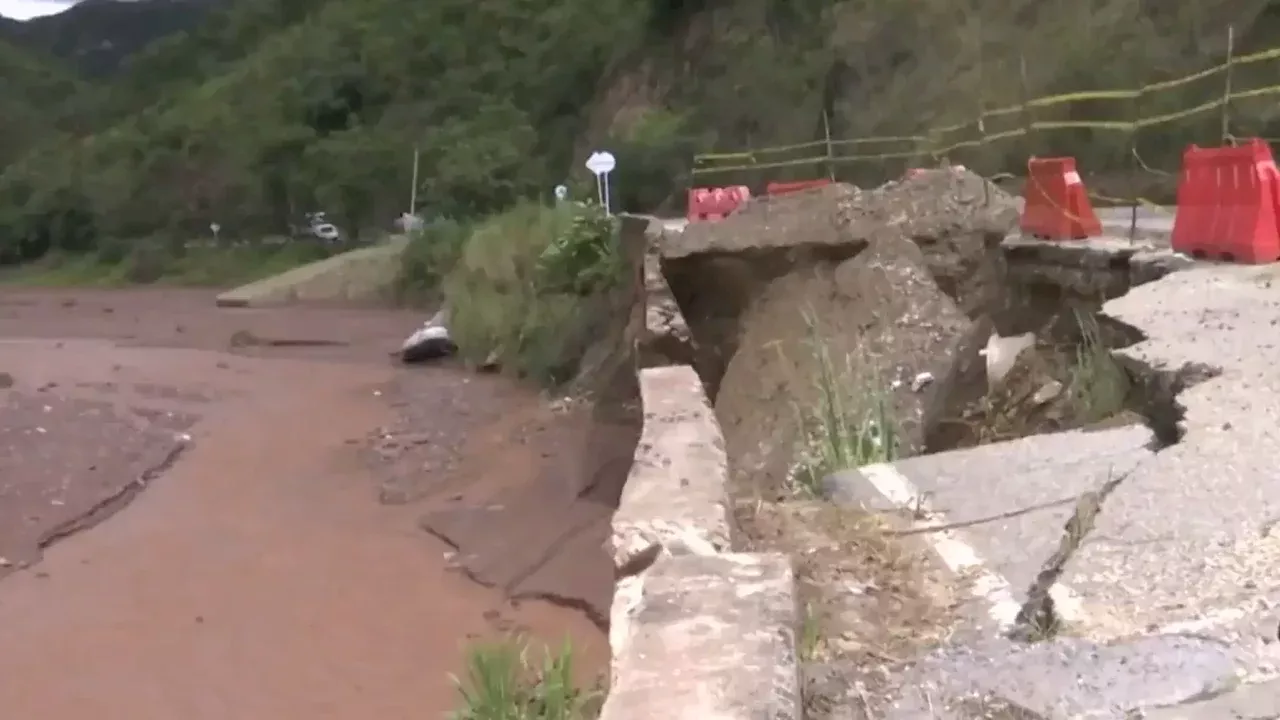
(2, 0), (1279, 266)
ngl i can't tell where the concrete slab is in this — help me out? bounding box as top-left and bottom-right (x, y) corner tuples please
(823, 260), (1280, 717)
(877, 634), (1248, 719)
(824, 425), (1155, 635)
(609, 365), (732, 576)
(1062, 264), (1280, 641)
(600, 552), (800, 720)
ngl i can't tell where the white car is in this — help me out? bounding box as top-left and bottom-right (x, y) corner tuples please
(311, 222), (341, 242)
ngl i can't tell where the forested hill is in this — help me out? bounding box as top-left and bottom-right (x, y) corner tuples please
(1, 0), (1278, 265)
(0, 0), (218, 77)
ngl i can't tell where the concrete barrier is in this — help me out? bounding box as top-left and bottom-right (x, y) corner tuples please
(600, 218), (801, 719)
(214, 237), (409, 308)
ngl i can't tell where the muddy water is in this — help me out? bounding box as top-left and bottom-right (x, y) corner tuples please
(0, 292), (606, 719)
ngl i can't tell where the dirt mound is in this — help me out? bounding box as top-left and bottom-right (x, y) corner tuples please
(836, 167), (1020, 316)
(663, 169), (1021, 498)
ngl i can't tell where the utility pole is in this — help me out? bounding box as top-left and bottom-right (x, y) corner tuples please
(409, 146), (420, 216)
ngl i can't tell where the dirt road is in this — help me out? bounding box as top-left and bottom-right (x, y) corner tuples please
(0, 289), (614, 719)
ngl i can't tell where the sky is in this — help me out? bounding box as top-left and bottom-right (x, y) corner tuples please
(0, 0), (78, 21)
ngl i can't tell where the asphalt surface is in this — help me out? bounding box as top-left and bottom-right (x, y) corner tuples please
(823, 230), (1280, 718)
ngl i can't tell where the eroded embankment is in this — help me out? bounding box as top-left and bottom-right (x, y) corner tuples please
(599, 188), (1269, 718)
(625, 173), (1247, 720)
(662, 178), (1006, 501)
(599, 217), (802, 719)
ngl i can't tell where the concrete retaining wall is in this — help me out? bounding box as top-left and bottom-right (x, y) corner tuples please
(600, 219), (802, 720)
(214, 237), (409, 308)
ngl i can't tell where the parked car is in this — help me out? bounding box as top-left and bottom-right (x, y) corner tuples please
(291, 212), (343, 243)
(310, 221), (341, 242)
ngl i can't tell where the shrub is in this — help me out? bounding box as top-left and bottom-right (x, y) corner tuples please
(604, 109), (698, 213)
(393, 217), (472, 306)
(443, 200), (623, 385)
(535, 205), (622, 295)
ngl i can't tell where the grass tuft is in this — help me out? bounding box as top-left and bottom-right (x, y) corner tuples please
(1066, 309), (1130, 424)
(788, 308), (899, 496)
(450, 636), (602, 720)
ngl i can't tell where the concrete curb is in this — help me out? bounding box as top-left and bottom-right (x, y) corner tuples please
(600, 218), (801, 719)
(214, 237), (408, 308)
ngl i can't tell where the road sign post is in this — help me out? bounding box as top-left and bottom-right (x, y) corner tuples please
(584, 151), (617, 215)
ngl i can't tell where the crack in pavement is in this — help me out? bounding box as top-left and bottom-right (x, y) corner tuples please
(1010, 471), (1127, 641)
(37, 440), (190, 553)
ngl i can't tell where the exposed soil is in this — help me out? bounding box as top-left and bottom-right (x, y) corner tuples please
(373, 375), (640, 630)
(0, 288), (622, 719)
(661, 171), (1166, 719)
(734, 498), (960, 717)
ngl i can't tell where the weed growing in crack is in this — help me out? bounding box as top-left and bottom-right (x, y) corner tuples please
(788, 308), (899, 496)
(1067, 310), (1130, 425)
(799, 600), (825, 661)
(450, 635), (602, 720)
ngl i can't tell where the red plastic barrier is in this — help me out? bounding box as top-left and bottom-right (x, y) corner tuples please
(1019, 157), (1102, 240)
(1171, 138), (1280, 264)
(766, 179), (832, 196)
(686, 185), (751, 222)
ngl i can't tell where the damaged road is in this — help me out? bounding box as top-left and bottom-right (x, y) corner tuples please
(659, 171), (1280, 717)
(824, 248), (1280, 716)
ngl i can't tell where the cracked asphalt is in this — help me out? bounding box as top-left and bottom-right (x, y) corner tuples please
(823, 227), (1280, 718)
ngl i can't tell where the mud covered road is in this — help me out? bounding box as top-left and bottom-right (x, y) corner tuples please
(0, 289), (611, 719)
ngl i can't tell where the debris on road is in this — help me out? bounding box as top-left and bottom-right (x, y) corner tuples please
(400, 307), (457, 364)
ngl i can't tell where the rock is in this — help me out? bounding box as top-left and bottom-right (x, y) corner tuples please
(1031, 379), (1064, 406)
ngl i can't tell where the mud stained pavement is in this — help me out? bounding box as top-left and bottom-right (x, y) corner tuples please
(0, 289), (608, 719)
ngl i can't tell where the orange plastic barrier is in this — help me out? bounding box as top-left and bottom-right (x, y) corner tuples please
(766, 179), (832, 196)
(1019, 157), (1102, 240)
(686, 186), (751, 222)
(1171, 138), (1280, 264)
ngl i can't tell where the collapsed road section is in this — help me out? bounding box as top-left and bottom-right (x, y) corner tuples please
(823, 242), (1280, 718)
(658, 168), (1280, 718)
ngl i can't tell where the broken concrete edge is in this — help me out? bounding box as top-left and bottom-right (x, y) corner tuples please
(213, 237), (408, 308)
(602, 366), (801, 720)
(817, 233), (1198, 645)
(602, 552), (801, 720)
(601, 218), (802, 720)
(623, 215), (695, 369)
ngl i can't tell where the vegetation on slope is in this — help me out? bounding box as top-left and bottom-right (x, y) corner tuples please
(3, 0), (1280, 272)
(396, 200), (624, 386)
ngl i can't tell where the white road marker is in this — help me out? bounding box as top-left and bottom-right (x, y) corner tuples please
(859, 462), (1086, 632)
